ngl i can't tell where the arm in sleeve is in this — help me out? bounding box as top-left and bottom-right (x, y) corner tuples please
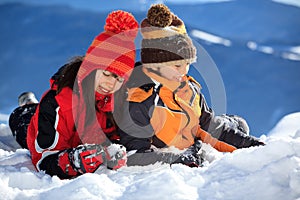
(115, 88), (182, 166)
(117, 99), (155, 152)
(198, 93), (214, 131)
(126, 150), (180, 166)
(196, 127), (236, 152)
(206, 113), (264, 148)
(36, 90), (60, 150)
(34, 91), (77, 178)
(197, 92), (263, 148)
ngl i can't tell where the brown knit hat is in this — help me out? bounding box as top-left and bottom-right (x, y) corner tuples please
(140, 4), (197, 67)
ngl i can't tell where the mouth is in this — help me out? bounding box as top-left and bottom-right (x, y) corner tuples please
(178, 75), (184, 82)
(97, 86), (112, 94)
(175, 74), (185, 82)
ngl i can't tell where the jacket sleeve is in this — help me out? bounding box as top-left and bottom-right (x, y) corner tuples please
(208, 117), (264, 148)
(126, 150), (180, 166)
(33, 90), (78, 178)
(196, 94), (237, 152)
(115, 88), (182, 166)
(36, 90), (61, 149)
(118, 99), (155, 152)
(198, 93), (214, 131)
(196, 127), (236, 152)
(198, 92), (263, 148)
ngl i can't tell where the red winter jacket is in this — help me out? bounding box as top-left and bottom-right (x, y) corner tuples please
(27, 86), (117, 171)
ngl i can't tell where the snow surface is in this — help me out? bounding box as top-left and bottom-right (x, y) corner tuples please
(0, 113), (300, 200)
(190, 30), (232, 46)
(247, 41), (300, 61)
(272, 0), (300, 8)
(0, 1), (299, 198)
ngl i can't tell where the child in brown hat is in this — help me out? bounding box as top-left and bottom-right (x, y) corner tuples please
(116, 4), (264, 167)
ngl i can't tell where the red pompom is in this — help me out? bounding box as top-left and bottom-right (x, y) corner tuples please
(104, 10), (138, 37)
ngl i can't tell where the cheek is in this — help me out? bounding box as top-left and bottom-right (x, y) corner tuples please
(180, 66), (189, 74)
(95, 79), (101, 91)
(164, 67), (179, 76)
(113, 82), (123, 92)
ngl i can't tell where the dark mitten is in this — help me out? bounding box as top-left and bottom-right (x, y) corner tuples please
(106, 144), (127, 170)
(226, 114), (250, 135)
(208, 114), (264, 148)
(58, 144), (107, 175)
(173, 140), (204, 168)
(249, 139), (265, 147)
(222, 128), (265, 148)
(175, 153), (201, 168)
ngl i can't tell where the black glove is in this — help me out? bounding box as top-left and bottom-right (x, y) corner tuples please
(250, 139), (265, 147)
(225, 129), (265, 148)
(173, 140), (204, 168)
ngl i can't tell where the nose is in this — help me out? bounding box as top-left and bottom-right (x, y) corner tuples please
(105, 76), (117, 87)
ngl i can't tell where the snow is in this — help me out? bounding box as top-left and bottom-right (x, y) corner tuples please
(0, 114), (9, 122)
(1, 113), (300, 200)
(190, 30), (232, 47)
(0, 1), (299, 198)
(247, 41), (274, 54)
(272, 0), (300, 8)
(282, 46), (300, 61)
(247, 41), (300, 61)
(290, 46), (300, 54)
(191, 32), (300, 61)
(268, 112), (300, 138)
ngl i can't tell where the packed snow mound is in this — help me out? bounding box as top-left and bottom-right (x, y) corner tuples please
(0, 124), (20, 151)
(0, 113), (300, 200)
(268, 112), (300, 138)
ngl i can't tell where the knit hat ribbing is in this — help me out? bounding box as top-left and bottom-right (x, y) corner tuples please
(140, 4), (197, 67)
(74, 10), (138, 144)
(78, 10), (138, 82)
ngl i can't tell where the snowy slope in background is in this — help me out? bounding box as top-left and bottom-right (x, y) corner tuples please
(268, 112), (300, 138)
(169, 0), (300, 136)
(0, 112), (300, 200)
(272, 0), (300, 8)
(0, 1), (299, 137)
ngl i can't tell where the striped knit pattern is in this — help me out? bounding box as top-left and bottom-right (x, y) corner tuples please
(78, 31), (136, 82)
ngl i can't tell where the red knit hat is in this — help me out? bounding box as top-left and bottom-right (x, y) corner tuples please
(78, 10), (139, 82)
(73, 10), (138, 144)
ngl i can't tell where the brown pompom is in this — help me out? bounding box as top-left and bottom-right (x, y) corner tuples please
(147, 4), (173, 28)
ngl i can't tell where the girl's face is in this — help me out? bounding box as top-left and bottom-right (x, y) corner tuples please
(159, 63), (190, 82)
(95, 70), (124, 95)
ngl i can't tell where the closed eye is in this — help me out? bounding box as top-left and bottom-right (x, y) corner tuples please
(103, 70), (124, 83)
(103, 70), (112, 76)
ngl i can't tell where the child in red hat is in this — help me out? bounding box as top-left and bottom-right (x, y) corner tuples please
(26, 10), (138, 179)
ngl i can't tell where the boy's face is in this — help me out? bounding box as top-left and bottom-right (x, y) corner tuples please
(94, 69), (124, 95)
(158, 63), (190, 82)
